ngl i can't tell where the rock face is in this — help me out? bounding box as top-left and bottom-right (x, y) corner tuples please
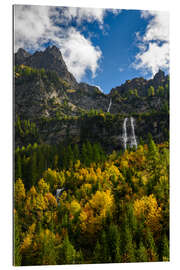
(110, 70), (168, 97)
(15, 48), (31, 65)
(15, 46), (78, 88)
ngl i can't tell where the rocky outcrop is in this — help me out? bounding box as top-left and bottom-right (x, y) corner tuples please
(110, 70), (169, 97)
(15, 48), (31, 65)
(15, 46), (78, 88)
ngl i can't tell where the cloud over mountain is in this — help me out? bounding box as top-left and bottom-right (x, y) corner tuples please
(14, 5), (119, 81)
(133, 10), (169, 76)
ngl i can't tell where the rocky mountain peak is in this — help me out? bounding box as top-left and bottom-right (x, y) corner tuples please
(45, 45), (62, 56)
(15, 48), (31, 65)
(15, 45), (78, 88)
(153, 69), (165, 81)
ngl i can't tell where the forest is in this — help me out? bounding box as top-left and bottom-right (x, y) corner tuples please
(14, 44), (169, 266)
(14, 136), (169, 265)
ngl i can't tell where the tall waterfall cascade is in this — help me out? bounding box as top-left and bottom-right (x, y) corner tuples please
(122, 117), (128, 150)
(122, 117), (137, 150)
(130, 117), (137, 149)
(107, 98), (112, 113)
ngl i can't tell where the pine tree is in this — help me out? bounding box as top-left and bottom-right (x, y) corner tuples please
(75, 249), (84, 264)
(145, 228), (158, 262)
(53, 154), (59, 170)
(14, 212), (22, 266)
(40, 230), (57, 265)
(93, 143), (100, 163)
(122, 218), (136, 263)
(161, 234), (169, 261)
(136, 241), (148, 262)
(67, 145), (74, 168)
(100, 230), (109, 263)
(57, 234), (76, 264)
(14, 178), (26, 213)
(93, 240), (102, 263)
(15, 149), (22, 180)
(73, 144), (80, 161)
(37, 146), (45, 178)
(30, 150), (37, 186)
(86, 141), (93, 166)
(107, 224), (121, 263)
(81, 143), (88, 165)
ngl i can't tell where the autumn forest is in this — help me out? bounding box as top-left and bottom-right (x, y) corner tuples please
(14, 29), (169, 265)
(14, 135), (169, 265)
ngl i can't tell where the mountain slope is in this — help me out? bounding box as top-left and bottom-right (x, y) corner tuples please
(15, 46), (78, 88)
(14, 46), (169, 149)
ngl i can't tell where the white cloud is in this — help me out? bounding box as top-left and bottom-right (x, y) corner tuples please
(56, 6), (121, 26)
(133, 10), (169, 76)
(141, 10), (169, 42)
(14, 5), (119, 81)
(14, 5), (57, 51)
(135, 42), (169, 75)
(61, 7), (106, 25)
(58, 27), (102, 81)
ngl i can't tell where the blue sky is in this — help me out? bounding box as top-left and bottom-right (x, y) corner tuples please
(82, 10), (150, 92)
(14, 6), (169, 93)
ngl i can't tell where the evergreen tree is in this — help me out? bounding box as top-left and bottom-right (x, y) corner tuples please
(93, 240), (102, 263)
(67, 145), (74, 168)
(145, 228), (158, 262)
(136, 241), (148, 262)
(15, 150), (22, 180)
(14, 212), (22, 266)
(107, 224), (121, 263)
(53, 154), (59, 170)
(75, 249), (84, 264)
(81, 143), (88, 165)
(73, 144), (80, 161)
(86, 141), (93, 166)
(40, 230), (57, 265)
(30, 150), (37, 186)
(93, 143), (101, 163)
(100, 230), (109, 263)
(161, 234), (169, 261)
(57, 234), (76, 264)
(122, 218), (136, 262)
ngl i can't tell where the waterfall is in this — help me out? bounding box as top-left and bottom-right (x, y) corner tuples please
(122, 117), (138, 150)
(130, 117), (137, 149)
(56, 188), (64, 201)
(122, 117), (128, 150)
(107, 98), (112, 113)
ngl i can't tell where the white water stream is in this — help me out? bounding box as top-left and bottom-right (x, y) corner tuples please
(56, 188), (64, 200)
(130, 117), (137, 149)
(122, 117), (137, 150)
(122, 117), (128, 150)
(107, 98), (112, 113)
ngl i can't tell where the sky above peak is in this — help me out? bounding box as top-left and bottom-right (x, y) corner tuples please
(14, 5), (169, 93)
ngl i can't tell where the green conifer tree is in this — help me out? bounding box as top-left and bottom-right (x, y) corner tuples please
(93, 240), (102, 263)
(73, 144), (80, 161)
(107, 224), (121, 263)
(136, 241), (148, 262)
(14, 212), (22, 266)
(161, 234), (169, 261)
(15, 150), (22, 180)
(58, 234), (76, 264)
(145, 228), (158, 262)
